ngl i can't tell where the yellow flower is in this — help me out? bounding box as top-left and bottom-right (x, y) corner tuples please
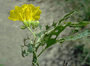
(8, 4), (41, 22)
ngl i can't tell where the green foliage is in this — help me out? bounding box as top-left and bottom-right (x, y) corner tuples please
(45, 25), (67, 48)
(20, 8), (90, 66)
(36, 31), (43, 38)
(38, 10), (90, 50)
(20, 45), (29, 57)
(36, 25), (43, 38)
(58, 10), (77, 24)
(64, 30), (90, 41)
(38, 24), (42, 30)
(27, 43), (33, 53)
(21, 43), (33, 57)
(20, 37), (33, 57)
(20, 10), (90, 61)
(20, 25), (27, 29)
(21, 49), (29, 57)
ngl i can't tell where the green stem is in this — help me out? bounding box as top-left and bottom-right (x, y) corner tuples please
(27, 27), (35, 40)
(32, 48), (39, 66)
(34, 28), (37, 44)
(37, 48), (46, 57)
(36, 28), (54, 43)
(36, 28), (55, 51)
(27, 27), (38, 66)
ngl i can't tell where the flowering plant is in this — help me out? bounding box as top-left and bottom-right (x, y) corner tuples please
(8, 4), (41, 28)
(8, 4), (90, 66)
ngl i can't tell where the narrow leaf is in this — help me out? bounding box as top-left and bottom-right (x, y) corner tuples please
(64, 30), (90, 41)
(58, 10), (77, 24)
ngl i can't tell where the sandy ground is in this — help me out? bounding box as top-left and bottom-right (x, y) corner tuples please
(0, 0), (81, 66)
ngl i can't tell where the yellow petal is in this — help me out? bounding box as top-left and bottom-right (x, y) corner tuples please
(20, 4), (28, 12)
(14, 6), (20, 16)
(25, 8), (30, 21)
(33, 16), (40, 20)
(8, 10), (19, 21)
(8, 4), (42, 22)
(34, 9), (41, 16)
(14, 6), (23, 21)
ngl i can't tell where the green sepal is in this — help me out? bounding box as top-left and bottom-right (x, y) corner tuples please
(20, 25), (26, 29)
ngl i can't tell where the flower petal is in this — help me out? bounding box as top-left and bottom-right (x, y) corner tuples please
(8, 10), (19, 21)
(8, 4), (42, 22)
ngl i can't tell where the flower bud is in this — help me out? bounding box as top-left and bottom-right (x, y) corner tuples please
(35, 21), (39, 27)
(20, 25), (26, 29)
(23, 20), (28, 27)
(28, 20), (32, 27)
(31, 21), (39, 29)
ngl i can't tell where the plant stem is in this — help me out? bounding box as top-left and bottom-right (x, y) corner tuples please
(36, 28), (55, 51)
(27, 27), (38, 66)
(34, 28), (37, 44)
(36, 28), (54, 43)
(32, 48), (39, 66)
(27, 27), (35, 40)
(37, 48), (46, 57)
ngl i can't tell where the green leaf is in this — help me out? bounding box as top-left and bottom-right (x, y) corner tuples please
(52, 22), (57, 27)
(36, 31), (43, 38)
(45, 25), (50, 30)
(38, 24), (42, 30)
(40, 21), (90, 49)
(70, 21), (90, 27)
(40, 25), (67, 49)
(64, 30), (90, 41)
(20, 45), (28, 57)
(41, 22), (73, 48)
(58, 10), (77, 24)
(22, 50), (29, 57)
(38, 10), (90, 50)
(46, 25), (67, 48)
(27, 43), (33, 53)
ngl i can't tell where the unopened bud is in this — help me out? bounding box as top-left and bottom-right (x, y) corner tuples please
(23, 20), (28, 27)
(20, 25), (26, 29)
(31, 21), (39, 29)
(28, 20), (32, 27)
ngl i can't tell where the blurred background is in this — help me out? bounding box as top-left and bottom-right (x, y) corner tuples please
(0, 0), (90, 66)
